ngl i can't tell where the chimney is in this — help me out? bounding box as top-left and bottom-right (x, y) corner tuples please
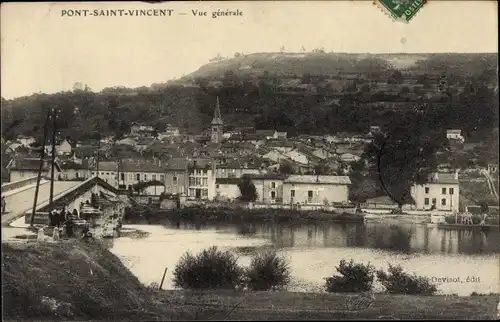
(316, 174), (320, 183)
(454, 170), (459, 180)
(158, 159), (162, 167)
(433, 172), (439, 181)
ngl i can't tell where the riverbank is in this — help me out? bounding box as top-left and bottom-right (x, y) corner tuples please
(3, 239), (498, 320)
(125, 206), (365, 225)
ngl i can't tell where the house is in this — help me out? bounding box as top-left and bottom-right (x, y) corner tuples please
(410, 172), (460, 213)
(162, 158), (190, 195)
(265, 139), (294, 153)
(446, 129), (465, 143)
(215, 177), (241, 201)
(285, 149), (310, 165)
(282, 175), (351, 205)
(340, 153), (361, 163)
(59, 160), (91, 181)
(157, 125), (180, 139)
(312, 147), (334, 160)
(116, 138), (137, 147)
(130, 123), (155, 138)
(58, 139), (73, 155)
(186, 159), (217, 200)
(135, 138), (154, 152)
(216, 158), (263, 178)
(17, 135), (36, 147)
(262, 150), (286, 163)
(250, 174), (287, 204)
(276, 132), (288, 139)
(6, 157), (62, 182)
(255, 130), (278, 140)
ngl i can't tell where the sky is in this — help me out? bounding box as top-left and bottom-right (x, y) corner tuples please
(1, 1), (498, 99)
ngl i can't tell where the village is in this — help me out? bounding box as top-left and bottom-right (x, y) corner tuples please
(2, 97), (498, 219)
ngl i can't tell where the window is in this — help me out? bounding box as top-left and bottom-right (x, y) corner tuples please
(291, 190), (295, 198)
(271, 182), (276, 189)
(195, 177), (201, 186)
(308, 190), (313, 200)
(425, 187), (429, 194)
(173, 176), (178, 185)
(442, 188), (446, 195)
(152, 174), (157, 181)
(202, 178), (208, 186)
(136, 173), (140, 181)
(128, 173), (134, 181)
(160, 174), (165, 181)
(432, 198), (436, 205)
(189, 188), (195, 196)
(449, 188), (454, 195)
(271, 191), (276, 199)
(424, 198), (429, 205)
(144, 174), (148, 181)
(189, 177), (195, 186)
(120, 173), (124, 181)
(202, 189), (208, 197)
(216, 184), (220, 189)
(441, 198), (447, 206)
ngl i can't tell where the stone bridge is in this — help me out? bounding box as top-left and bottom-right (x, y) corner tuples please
(1, 176), (126, 230)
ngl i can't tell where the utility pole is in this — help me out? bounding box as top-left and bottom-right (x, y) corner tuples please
(96, 129), (101, 178)
(49, 108), (57, 210)
(30, 110), (51, 226)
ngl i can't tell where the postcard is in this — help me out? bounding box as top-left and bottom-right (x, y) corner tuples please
(1, 1), (498, 320)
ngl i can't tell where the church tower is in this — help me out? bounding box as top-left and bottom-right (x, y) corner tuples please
(211, 96), (223, 143)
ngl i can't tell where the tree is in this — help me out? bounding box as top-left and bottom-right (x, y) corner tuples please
(388, 70), (404, 85)
(400, 86), (411, 95)
(279, 163), (294, 175)
(314, 162), (330, 175)
(364, 113), (441, 208)
(238, 176), (258, 202)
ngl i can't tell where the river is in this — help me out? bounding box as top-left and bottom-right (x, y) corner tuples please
(109, 219), (499, 296)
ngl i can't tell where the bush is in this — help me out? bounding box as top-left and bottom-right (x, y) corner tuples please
(172, 246), (244, 290)
(324, 259), (375, 293)
(245, 251), (291, 291)
(376, 264), (438, 295)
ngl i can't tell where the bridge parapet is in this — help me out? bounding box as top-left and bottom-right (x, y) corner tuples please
(1, 176), (46, 194)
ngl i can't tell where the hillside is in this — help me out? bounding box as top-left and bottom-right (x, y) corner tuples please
(182, 52), (498, 80)
(2, 240), (188, 320)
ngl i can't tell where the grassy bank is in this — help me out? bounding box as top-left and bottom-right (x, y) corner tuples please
(156, 289), (499, 320)
(125, 206), (365, 225)
(3, 240), (498, 320)
(2, 240), (189, 321)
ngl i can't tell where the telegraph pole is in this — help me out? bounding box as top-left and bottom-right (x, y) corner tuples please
(30, 110), (51, 226)
(49, 108), (57, 209)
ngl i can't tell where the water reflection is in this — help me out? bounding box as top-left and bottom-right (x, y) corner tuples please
(162, 220), (499, 255)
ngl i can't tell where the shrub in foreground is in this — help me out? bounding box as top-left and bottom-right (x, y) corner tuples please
(173, 246), (243, 290)
(324, 259), (375, 293)
(245, 250), (291, 291)
(376, 264), (438, 295)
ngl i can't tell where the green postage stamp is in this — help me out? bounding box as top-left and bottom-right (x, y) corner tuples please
(375, 0), (426, 23)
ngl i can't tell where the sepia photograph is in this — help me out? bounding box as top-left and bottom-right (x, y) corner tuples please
(1, 1), (499, 320)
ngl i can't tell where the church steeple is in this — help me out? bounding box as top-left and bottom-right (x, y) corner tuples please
(211, 96), (224, 143)
(211, 96), (223, 125)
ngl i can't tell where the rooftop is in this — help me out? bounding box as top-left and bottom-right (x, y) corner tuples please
(426, 172), (459, 184)
(284, 175), (351, 185)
